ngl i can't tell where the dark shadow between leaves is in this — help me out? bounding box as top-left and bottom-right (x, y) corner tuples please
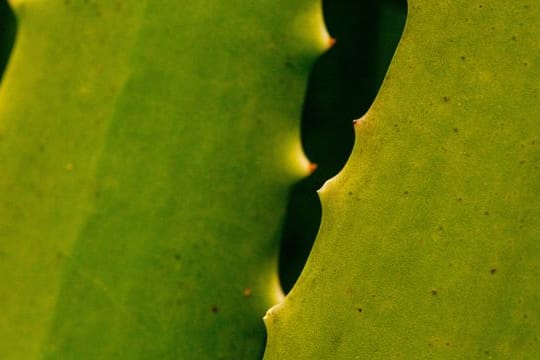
(0, 0), (16, 83)
(278, 0), (407, 293)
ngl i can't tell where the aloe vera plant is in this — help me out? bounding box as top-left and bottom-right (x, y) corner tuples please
(265, 0), (539, 358)
(0, 0), (328, 358)
(1, 0), (538, 359)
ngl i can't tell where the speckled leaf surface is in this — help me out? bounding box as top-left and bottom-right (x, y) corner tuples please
(265, 1), (539, 358)
(0, 1), (328, 358)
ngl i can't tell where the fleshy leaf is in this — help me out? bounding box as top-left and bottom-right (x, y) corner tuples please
(264, 0), (539, 358)
(0, 0), (327, 358)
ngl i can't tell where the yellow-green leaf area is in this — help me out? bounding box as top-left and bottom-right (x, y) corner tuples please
(0, 0), (328, 358)
(264, 0), (539, 358)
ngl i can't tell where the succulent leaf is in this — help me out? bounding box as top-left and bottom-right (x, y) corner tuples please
(264, 1), (540, 358)
(0, 1), (327, 358)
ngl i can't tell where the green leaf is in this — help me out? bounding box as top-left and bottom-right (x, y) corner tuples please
(264, 0), (539, 358)
(0, 1), (327, 358)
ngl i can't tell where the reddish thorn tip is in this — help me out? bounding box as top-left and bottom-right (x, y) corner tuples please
(308, 163), (318, 173)
(328, 37), (336, 47)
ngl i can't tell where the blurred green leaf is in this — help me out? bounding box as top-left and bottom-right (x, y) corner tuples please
(0, 1), (326, 358)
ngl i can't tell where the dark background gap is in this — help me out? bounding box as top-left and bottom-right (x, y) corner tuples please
(278, 0), (407, 293)
(0, 0), (16, 82)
